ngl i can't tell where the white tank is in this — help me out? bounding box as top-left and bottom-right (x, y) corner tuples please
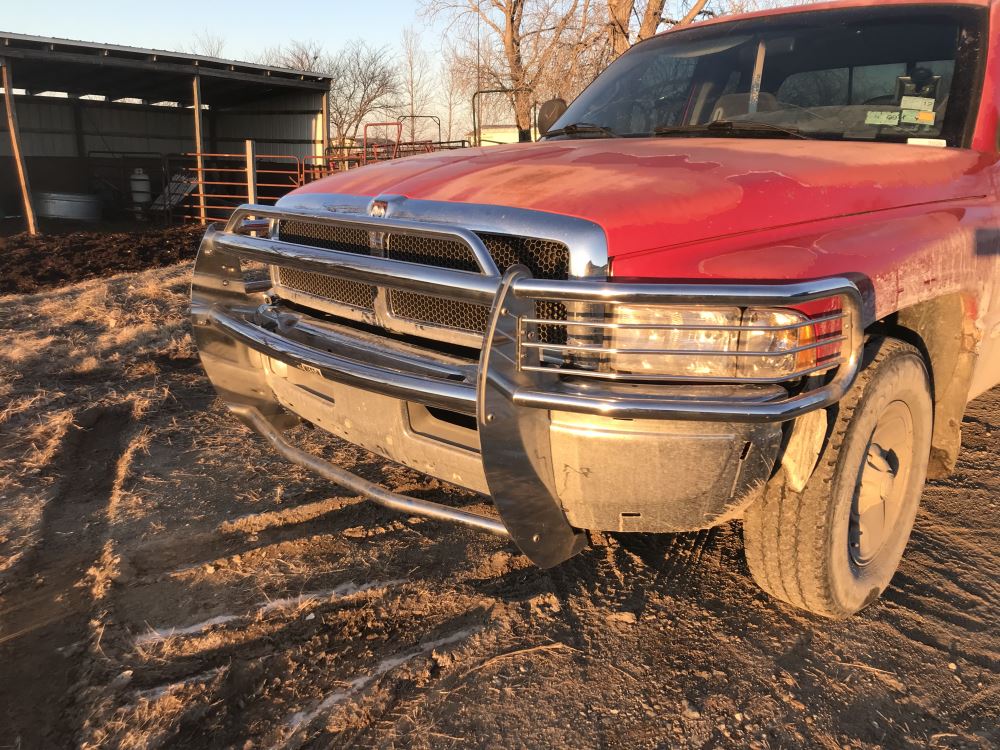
(130, 168), (152, 205)
(130, 168), (152, 219)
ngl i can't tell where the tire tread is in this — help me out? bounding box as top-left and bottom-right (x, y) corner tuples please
(743, 338), (926, 618)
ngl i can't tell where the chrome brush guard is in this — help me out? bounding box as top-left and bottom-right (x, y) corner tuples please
(191, 202), (865, 567)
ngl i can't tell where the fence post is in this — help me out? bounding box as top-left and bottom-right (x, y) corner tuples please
(244, 139), (257, 204)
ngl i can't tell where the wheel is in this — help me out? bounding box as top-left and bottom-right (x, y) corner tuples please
(743, 338), (933, 618)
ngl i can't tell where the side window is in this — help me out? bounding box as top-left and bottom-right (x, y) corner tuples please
(777, 68), (849, 107)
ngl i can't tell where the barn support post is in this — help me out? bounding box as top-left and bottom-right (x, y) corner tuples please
(1, 57), (38, 236)
(192, 75), (207, 225)
(321, 91), (330, 161)
(244, 139), (257, 204)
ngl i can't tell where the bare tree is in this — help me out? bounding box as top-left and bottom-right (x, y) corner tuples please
(253, 40), (325, 71)
(422, 0), (590, 141)
(398, 28), (434, 142)
(250, 39), (398, 146)
(440, 48), (469, 142)
(638, 0), (668, 37)
(608, 0), (633, 56)
(327, 41), (400, 145)
(604, 0), (710, 58)
(184, 28), (227, 58)
(552, 0), (608, 97)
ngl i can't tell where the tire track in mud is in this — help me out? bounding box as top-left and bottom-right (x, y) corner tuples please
(0, 403), (134, 749)
(545, 527), (727, 614)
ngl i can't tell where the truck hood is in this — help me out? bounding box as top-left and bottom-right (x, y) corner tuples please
(291, 138), (991, 257)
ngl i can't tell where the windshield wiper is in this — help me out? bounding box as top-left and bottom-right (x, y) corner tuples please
(654, 120), (809, 140)
(544, 122), (621, 139)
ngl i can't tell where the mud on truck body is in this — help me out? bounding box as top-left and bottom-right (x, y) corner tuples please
(192, 0), (1000, 618)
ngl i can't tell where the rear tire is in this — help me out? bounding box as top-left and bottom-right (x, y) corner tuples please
(743, 338), (933, 619)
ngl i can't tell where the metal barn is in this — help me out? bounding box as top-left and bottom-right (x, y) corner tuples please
(0, 32), (332, 233)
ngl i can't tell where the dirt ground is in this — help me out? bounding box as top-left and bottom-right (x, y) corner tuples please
(0, 224), (202, 296)
(0, 262), (997, 750)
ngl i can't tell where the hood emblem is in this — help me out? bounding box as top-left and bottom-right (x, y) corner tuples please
(368, 200), (389, 254)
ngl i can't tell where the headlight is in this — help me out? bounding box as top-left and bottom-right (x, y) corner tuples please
(608, 306), (741, 377)
(604, 305), (819, 380)
(738, 308), (814, 378)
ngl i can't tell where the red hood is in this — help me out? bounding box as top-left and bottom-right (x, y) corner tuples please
(292, 138), (992, 257)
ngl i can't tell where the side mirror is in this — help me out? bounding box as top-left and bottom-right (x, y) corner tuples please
(537, 98), (568, 136)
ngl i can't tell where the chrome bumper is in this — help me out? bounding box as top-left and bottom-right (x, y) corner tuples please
(192, 205), (865, 567)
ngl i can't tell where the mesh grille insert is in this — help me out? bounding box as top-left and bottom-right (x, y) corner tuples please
(535, 300), (568, 345)
(277, 267), (377, 310)
(270, 220), (575, 340)
(387, 233), (479, 271)
(478, 233), (570, 279)
(479, 233), (570, 342)
(390, 291), (490, 333)
(278, 220), (372, 256)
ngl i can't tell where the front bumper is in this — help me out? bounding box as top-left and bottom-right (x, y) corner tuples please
(192, 205), (864, 567)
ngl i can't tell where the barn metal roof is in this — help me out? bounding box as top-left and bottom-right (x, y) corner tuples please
(0, 31), (331, 106)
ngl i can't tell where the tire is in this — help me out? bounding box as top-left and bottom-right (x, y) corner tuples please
(743, 338), (933, 619)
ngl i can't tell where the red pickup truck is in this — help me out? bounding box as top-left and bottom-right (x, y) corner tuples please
(191, 0), (1000, 618)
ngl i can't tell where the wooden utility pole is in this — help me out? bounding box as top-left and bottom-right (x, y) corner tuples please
(192, 75), (207, 225)
(1, 58), (38, 236)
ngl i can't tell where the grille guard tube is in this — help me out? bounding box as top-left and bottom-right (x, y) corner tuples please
(206, 306), (478, 415)
(478, 267), (588, 566)
(228, 404), (510, 537)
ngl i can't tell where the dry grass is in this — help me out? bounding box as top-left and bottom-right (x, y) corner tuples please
(218, 496), (364, 536)
(85, 669), (227, 750)
(0, 263), (195, 606)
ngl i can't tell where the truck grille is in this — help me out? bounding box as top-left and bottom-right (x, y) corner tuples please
(387, 233), (480, 272)
(275, 266), (377, 310)
(278, 219), (372, 255)
(273, 220), (570, 343)
(389, 291), (491, 331)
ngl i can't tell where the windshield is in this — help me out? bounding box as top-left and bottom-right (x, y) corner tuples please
(547, 6), (985, 146)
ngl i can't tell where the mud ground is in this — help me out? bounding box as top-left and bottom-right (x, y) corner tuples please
(0, 224), (201, 295)
(0, 263), (997, 749)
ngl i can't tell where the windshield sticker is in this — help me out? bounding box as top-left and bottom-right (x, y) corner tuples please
(900, 95), (936, 112)
(865, 111), (901, 126)
(901, 109), (936, 125)
(907, 138), (947, 147)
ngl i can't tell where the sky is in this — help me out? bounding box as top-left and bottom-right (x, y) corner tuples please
(1, 0), (443, 63)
